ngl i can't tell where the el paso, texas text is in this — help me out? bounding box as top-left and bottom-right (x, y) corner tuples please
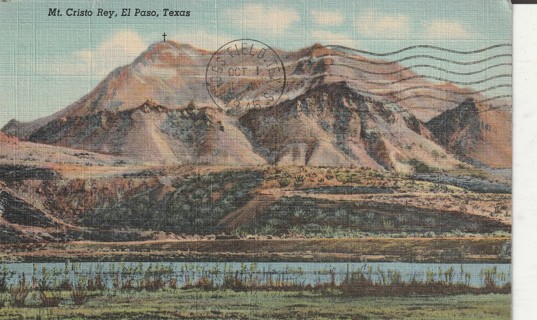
(48, 8), (190, 18)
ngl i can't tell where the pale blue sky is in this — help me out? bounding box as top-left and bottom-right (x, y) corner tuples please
(0, 0), (512, 126)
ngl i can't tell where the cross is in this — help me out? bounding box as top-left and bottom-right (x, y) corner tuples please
(162, 32), (167, 42)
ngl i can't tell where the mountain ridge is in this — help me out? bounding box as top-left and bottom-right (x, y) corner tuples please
(2, 41), (512, 169)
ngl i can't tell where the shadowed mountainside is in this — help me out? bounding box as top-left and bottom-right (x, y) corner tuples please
(2, 42), (511, 169)
(426, 98), (511, 167)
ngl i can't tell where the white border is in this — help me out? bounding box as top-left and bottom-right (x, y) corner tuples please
(513, 4), (537, 320)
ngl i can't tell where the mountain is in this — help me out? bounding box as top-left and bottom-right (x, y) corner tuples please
(2, 42), (213, 140)
(0, 130), (134, 168)
(282, 44), (508, 122)
(24, 100), (265, 166)
(426, 98), (511, 168)
(0, 131), (17, 144)
(240, 82), (459, 170)
(1, 42), (511, 170)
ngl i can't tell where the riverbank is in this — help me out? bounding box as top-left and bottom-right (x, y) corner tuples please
(0, 237), (511, 263)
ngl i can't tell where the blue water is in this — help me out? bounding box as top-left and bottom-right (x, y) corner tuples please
(2, 262), (510, 289)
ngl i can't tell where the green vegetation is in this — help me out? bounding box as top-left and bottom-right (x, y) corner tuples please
(0, 290), (511, 320)
(277, 176), (291, 187)
(79, 170), (263, 234)
(0, 261), (510, 320)
(238, 196), (509, 237)
(409, 158), (438, 174)
(3, 165), (509, 242)
(335, 170), (362, 184)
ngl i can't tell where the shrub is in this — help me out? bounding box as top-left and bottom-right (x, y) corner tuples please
(71, 286), (88, 305)
(168, 277), (177, 290)
(10, 274), (29, 307)
(142, 276), (165, 292)
(278, 177), (291, 188)
(58, 279), (72, 291)
(222, 273), (246, 291)
(0, 266), (14, 292)
(482, 267), (498, 288)
(39, 292), (62, 307)
(193, 276), (213, 290)
(294, 175), (305, 187)
(80, 170), (263, 235)
(335, 170), (362, 184)
(409, 159), (436, 174)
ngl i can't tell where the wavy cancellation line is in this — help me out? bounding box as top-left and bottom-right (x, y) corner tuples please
(361, 74), (512, 86)
(330, 62), (512, 76)
(309, 74), (511, 106)
(333, 53), (512, 66)
(321, 72), (512, 91)
(478, 104), (512, 114)
(307, 75), (511, 107)
(477, 95), (512, 103)
(391, 94), (511, 104)
(379, 102), (511, 115)
(326, 44), (512, 57)
(306, 73), (511, 102)
(319, 76), (512, 96)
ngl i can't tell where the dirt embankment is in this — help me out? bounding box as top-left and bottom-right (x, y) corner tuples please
(218, 193), (281, 231)
(0, 237), (511, 263)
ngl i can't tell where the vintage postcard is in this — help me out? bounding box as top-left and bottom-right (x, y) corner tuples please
(0, 0), (512, 319)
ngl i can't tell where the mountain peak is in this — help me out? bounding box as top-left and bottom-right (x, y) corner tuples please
(135, 41), (207, 65)
(426, 97), (511, 168)
(1, 41), (511, 170)
(291, 43), (340, 59)
(146, 41), (201, 52)
(2, 119), (23, 137)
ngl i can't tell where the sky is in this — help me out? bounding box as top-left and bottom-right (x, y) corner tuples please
(0, 0), (512, 127)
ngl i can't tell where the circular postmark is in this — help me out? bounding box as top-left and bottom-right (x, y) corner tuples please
(206, 39), (286, 110)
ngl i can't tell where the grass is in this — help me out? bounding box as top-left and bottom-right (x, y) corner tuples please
(0, 290), (511, 319)
(4, 165), (510, 243)
(0, 261), (510, 307)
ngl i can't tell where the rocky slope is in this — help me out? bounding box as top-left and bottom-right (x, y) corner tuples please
(25, 100), (264, 166)
(1, 42), (511, 169)
(426, 99), (511, 168)
(240, 82), (459, 170)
